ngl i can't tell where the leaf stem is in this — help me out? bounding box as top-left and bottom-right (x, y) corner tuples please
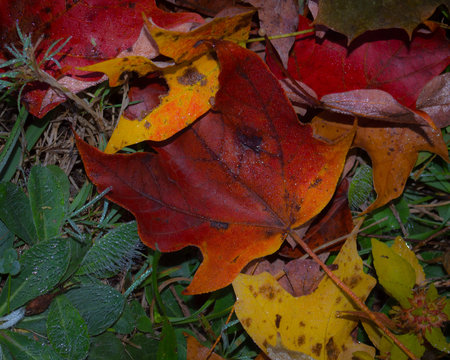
(289, 226), (419, 360)
(246, 29), (314, 43)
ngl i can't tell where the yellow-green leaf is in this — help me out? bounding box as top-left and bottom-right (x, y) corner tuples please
(391, 237), (425, 285)
(371, 238), (416, 308)
(233, 233), (376, 360)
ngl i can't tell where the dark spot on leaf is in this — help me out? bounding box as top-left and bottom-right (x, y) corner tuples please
(335, 296), (342, 304)
(177, 67), (206, 86)
(297, 335), (305, 346)
(237, 129), (263, 153)
(231, 255), (240, 263)
(242, 317), (252, 327)
(263, 340), (268, 349)
(310, 178), (322, 188)
(258, 283), (276, 300)
(275, 314), (282, 328)
(210, 221), (229, 230)
(326, 337), (338, 360)
(194, 40), (204, 48)
(311, 343), (322, 357)
(299, 321), (305, 327)
(128, 2), (135, 8)
(381, 255), (389, 259)
(43, 6), (51, 13)
(144, 121), (151, 129)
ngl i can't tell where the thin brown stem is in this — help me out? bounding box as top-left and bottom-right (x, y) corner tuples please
(289, 228), (418, 360)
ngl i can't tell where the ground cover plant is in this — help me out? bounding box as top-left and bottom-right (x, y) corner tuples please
(0, 1), (449, 359)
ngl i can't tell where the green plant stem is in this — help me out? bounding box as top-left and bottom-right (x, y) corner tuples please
(0, 106), (27, 174)
(290, 228), (419, 360)
(246, 29), (314, 43)
(124, 267), (152, 298)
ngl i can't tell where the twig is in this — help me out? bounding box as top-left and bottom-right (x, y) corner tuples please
(389, 203), (409, 237)
(205, 304), (235, 360)
(290, 222), (419, 360)
(299, 216), (389, 258)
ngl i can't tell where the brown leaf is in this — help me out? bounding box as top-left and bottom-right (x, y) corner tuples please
(312, 112), (449, 212)
(313, 0), (447, 41)
(186, 335), (225, 360)
(416, 73), (450, 128)
(247, 0), (299, 67)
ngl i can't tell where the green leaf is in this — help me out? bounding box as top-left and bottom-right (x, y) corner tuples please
(157, 321), (178, 360)
(65, 283), (125, 336)
(0, 330), (62, 360)
(348, 164), (373, 209)
(125, 333), (158, 360)
(16, 310), (49, 337)
(87, 333), (129, 360)
(371, 239), (415, 308)
(47, 295), (90, 360)
(0, 106), (27, 177)
(28, 165), (70, 241)
(0, 248), (20, 275)
(425, 327), (450, 353)
(0, 220), (14, 252)
(0, 238), (70, 316)
(0, 183), (37, 245)
(111, 301), (136, 335)
(76, 222), (141, 278)
(379, 332), (425, 360)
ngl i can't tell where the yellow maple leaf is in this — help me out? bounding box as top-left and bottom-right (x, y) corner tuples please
(146, 10), (254, 63)
(105, 53), (219, 152)
(233, 233), (376, 360)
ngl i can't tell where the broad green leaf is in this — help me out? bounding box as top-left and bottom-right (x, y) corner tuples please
(348, 164), (373, 209)
(87, 333), (128, 360)
(0, 330), (62, 360)
(0, 183), (37, 245)
(0, 248), (20, 275)
(16, 310), (49, 337)
(379, 333), (425, 360)
(0, 220), (14, 252)
(76, 222), (141, 278)
(391, 237), (425, 285)
(371, 239), (416, 308)
(425, 327), (450, 353)
(157, 321), (178, 360)
(47, 295), (90, 360)
(111, 301), (136, 335)
(0, 238), (70, 316)
(28, 165), (70, 241)
(125, 333), (158, 360)
(65, 283), (125, 336)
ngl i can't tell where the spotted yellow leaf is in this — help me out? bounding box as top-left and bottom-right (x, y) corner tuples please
(233, 233), (376, 360)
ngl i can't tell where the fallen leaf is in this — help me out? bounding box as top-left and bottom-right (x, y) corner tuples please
(246, 0), (299, 67)
(281, 179), (353, 258)
(311, 111), (449, 212)
(186, 335), (224, 360)
(233, 232), (376, 359)
(0, 0), (201, 117)
(79, 10), (254, 151)
(145, 10), (254, 63)
(372, 238), (416, 309)
(76, 41), (353, 294)
(268, 15), (449, 125)
(415, 73), (450, 128)
(313, 0), (447, 41)
(85, 53), (220, 151)
(391, 237), (426, 285)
